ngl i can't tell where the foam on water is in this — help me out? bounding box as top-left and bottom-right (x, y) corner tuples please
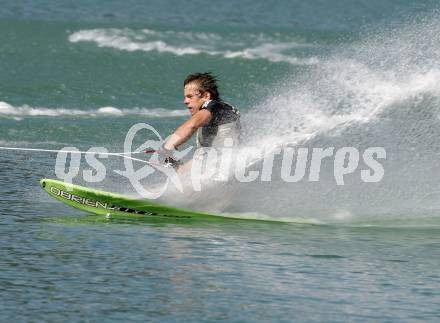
(0, 101), (188, 118)
(68, 28), (319, 65)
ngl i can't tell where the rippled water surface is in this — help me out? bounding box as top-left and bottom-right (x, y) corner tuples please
(3, 214), (440, 322)
(2, 0), (440, 321)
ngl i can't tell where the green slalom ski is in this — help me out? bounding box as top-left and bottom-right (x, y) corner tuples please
(40, 178), (245, 221)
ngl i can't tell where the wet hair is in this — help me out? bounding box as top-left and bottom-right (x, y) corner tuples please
(184, 72), (220, 100)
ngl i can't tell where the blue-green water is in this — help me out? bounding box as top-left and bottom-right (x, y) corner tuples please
(2, 1), (440, 321)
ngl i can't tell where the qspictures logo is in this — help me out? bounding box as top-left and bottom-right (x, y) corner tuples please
(54, 123), (386, 198)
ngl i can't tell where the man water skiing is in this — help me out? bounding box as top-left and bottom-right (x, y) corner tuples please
(158, 73), (240, 168)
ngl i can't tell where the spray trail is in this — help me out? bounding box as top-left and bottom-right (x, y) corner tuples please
(202, 15), (440, 225)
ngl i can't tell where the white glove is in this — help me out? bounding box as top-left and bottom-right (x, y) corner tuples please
(157, 144), (181, 168)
